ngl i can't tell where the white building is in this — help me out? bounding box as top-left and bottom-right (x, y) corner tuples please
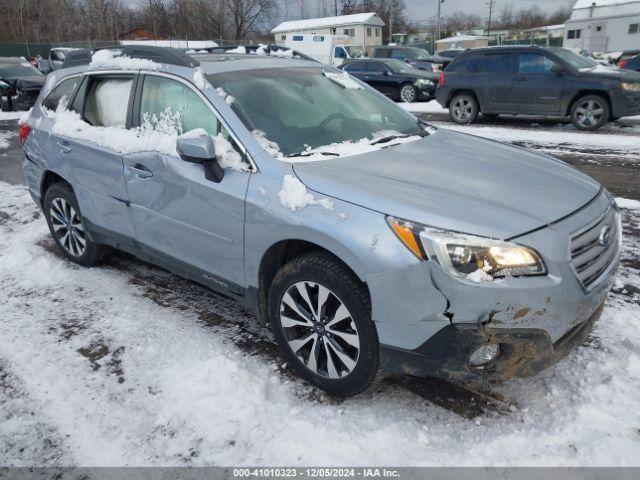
(271, 13), (385, 50)
(564, 0), (640, 52)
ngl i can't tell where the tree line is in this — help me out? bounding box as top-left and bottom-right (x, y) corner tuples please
(0, 0), (572, 46)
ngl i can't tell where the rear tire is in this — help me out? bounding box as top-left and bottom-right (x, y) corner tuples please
(268, 252), (379, 397)
(449, 93), (479, 124)
(43, 183), (110, 267)
(399, 84), (417, 103)
(570, 94), (610, 131)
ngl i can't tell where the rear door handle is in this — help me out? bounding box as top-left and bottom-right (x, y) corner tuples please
(57, 141), (71, 154)
(127, 164), (153, 179)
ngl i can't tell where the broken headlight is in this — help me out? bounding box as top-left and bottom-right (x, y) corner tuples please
(387, 217), (546, 279)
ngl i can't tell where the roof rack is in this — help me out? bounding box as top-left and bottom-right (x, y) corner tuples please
(197, 44), (318, 63)
(62, 45), (199, 69)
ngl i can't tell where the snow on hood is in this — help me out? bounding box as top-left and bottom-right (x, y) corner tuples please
(292, 129), (602, 239)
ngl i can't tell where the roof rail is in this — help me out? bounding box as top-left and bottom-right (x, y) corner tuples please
(62, 45), (200, 69)
(200, 44), (318, 63)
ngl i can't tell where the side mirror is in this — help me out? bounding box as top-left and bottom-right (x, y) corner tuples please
(551, 64), (565, 76)
(177, 131), (224, 183)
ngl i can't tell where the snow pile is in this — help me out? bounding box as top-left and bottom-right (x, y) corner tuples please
(89, 49), (158, 71)
(216, 87), (235, 106)
(400, 101), (449, 114)
(213, 133), (249, 172)
(270, 49), (295, 58)
(193, 67), (210, 90)
(466, 268), (493, 283)
(0, 111), (27, 121)
(278, 175), (334, 211)
(225, 46), (247, 54)
(616, 197), (640, 210)
(90, 80), (133, 127)
(252, 129), (284, 159)
(0, 131), (15, 150)
(323, 71), (363, 90)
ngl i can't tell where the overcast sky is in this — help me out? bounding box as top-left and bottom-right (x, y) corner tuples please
(403, 0), (577, 23)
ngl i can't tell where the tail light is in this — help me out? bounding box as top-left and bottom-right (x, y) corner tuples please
(439, 71), (445, 86)
(618, 59), (627, 68)
(19, 123), (32, 144)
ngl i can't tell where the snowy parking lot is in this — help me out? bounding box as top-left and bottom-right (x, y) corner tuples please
(1, 109), (640, 466)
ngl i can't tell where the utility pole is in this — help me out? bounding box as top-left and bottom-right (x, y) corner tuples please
(436, 0), (444, 41)
(335, 0), (339, 16)
(389, 1), (394, 40)
(486, 0), (495, 36)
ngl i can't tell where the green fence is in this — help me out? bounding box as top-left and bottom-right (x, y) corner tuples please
(0, 43), (53, 58)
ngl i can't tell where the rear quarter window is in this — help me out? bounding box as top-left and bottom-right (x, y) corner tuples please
(42, 77), (80, 112)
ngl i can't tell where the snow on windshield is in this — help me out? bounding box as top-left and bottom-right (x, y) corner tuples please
(90, 49), (158, 70)
(225, 46), (247, 54)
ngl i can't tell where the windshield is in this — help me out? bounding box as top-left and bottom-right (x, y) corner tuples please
(0, 62), (42, 78)
(384, 59), (416, 73)
(407, 47), (431, 60)
(552, 48), (597, 69)
(344, 46), (364, 58)
(208, 67), (425, 157)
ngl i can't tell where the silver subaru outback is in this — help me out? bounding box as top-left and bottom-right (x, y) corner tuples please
(20, 47), (621, 396)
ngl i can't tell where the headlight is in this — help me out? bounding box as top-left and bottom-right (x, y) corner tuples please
(386, 217), (546, 281)
(415, 78), (434, 86)
(621, 82), (640, 92)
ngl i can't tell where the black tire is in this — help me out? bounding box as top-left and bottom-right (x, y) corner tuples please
(449, 93), (479, 124)
(0, 98), (11, 112)
(570, 94), (610, 131)
(43, 182), (110, 267)
(398, 83), (417, 103)
(268, 252), (380, 397)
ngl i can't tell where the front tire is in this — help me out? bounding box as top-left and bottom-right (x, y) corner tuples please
(268, 252), (379, 397)
(43, 183), (110, 266)
(399, 84), (417, 103)
(570, 94), (610, 131)
(449, 93), (479, 124)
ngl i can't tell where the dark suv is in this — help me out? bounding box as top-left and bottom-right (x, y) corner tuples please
(436, 46), (640, 130)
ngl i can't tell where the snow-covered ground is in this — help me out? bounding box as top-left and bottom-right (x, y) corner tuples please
(1, 181), (640, 466)
(0, 111), (25, 121)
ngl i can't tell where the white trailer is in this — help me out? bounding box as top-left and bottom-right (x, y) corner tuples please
(283, 34), (364, 67)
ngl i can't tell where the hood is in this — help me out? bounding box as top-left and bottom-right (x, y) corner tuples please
(579, 64), (640, 82)
(406, 66), (439, 80)
(292, 129), (601, 239)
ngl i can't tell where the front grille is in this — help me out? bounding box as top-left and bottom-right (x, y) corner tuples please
(569, 205), (620, 289)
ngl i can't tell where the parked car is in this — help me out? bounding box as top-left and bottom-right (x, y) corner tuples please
(0, 57), (45, 111)
(372, 46), (443, 72)
(341, 58), (438, 102)
(437, 46), (640, 130)
(37, 47), (78, 73)
(619, 54), (640, 72)
(616, 50), (640, 67)
(21, 46), (621, 397)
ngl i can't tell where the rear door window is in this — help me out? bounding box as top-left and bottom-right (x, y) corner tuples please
(344, 62), (367, 73)
(467, 53), (512, 73)
(83, 77), (134, 127)
(518, 53), (558, 75)
(368, 62), (388, 74)
(42, 76), (80, 111)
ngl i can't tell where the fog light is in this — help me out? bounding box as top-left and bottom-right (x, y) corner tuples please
(469, 343), (499, 368)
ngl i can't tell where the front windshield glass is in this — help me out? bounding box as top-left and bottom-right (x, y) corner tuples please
(407, 47), (431, 60)
(384, 59), (416, 73)
(208, 67), (425, 157)
(0, 62), (43, 78)
(344, 46), (364, 58)
(552, 48), (597, 69)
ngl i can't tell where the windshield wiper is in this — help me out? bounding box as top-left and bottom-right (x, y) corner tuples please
(369, 133), (411, 145)
(290, 150), (340, 157)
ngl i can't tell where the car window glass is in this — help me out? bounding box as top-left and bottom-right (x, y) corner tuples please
(518, 53), (557, 74)
(391, 50), (406, 60)
(344, 63), (366, 73)
(334, 47), (346, 59)
(139, 75), (220, 137)
(84, 78), (132, 127)
(42, 77), (79, 111)
(368, 62), (387, 74)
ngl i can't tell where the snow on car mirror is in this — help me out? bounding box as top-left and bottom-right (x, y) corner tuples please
(323, 70), (363, 90)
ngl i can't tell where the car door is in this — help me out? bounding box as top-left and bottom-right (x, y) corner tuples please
(469, 52), (516, 113)
(53, 73), (136, 241)
(123, 73), (251, 290)
(365, 61), (396, 97)
(514, 52), (567, 115)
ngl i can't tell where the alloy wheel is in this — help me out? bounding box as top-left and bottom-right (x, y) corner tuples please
(49, 197), (86, 257)
(400, 85), (416, 103)
(452, 97), (474, 122)
(575, 99), (604, 128)
(279, 281), (360, 379)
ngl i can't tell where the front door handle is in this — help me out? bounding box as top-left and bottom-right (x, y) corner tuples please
(57, 141), (71, 154)
(127, 164), (153, 179)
